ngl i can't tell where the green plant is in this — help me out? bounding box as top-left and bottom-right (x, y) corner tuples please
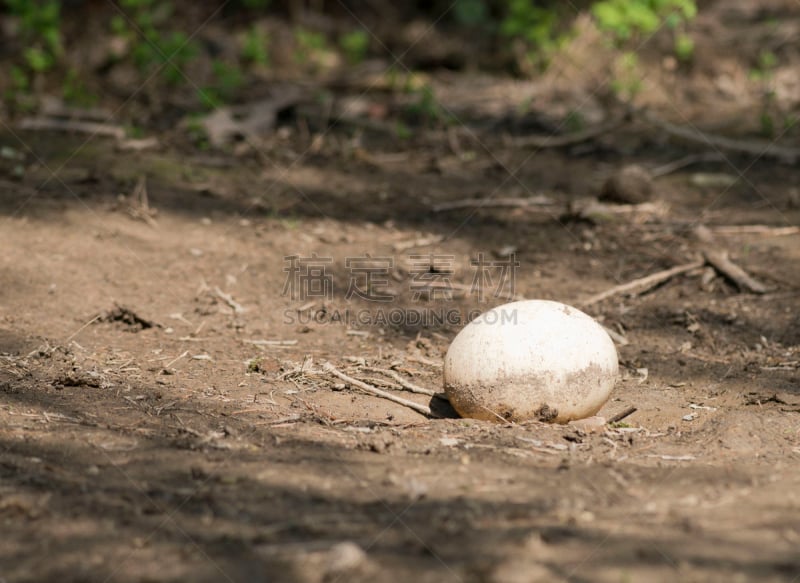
(611, 51), (643, 99)
(3, 0), (62, 95)
(749, 49), (777, 81)
(9, 66), (28, 92)
(246, 357), (263, 373)
(592, 0), (697, 42)
(339, 30), (369, 64)
(242, 25), (270, 66)
(114, 0), (198, 85)
(23, 46), (55, 73)
(755, 87), (780, 138)
(674, 32), (694, 61)
(405, 84), (453, 127)
(294, 28), (327, 63)
(185, 114), (210, 149)
(565, 110), (585, 133)
(5, 67), (35, 110)
(214, 60), (244, 96)
(394, 121), (412, 140)
(499, 1), (574, 72)
(62, 68), (97, 106)
(759, 50), (778, 70)
(747, 51), (781, 137)
(133, 30), (197, 85)
(5, 0), (61, 55)
(501, 0), (558, 48)
(199, 60), (245, 109)
(125, 125), (146, 139)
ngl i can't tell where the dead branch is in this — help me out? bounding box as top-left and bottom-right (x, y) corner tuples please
(18, 117), (125, 140)
(602, 325), (629, 346)
(580, 260), (704, 307)
(505, 115), (625, 149)
(639, 109), (800, 164)
(244, 339), (298, 347)
(608, 406), (637, 424)
(694, 225), (768, 293)
(650, 152), (727, 178)
(569, 199), (670, 221)
(323, 363), (434, 417)
(406, 354), (442, 367)
(214, 287), (246, 313)
(360, 367), (436, 396)
(711, 225), (799, 237)
(702, 250), (768, 294)
(432, 195), (555, 212)
(40, 96), (112, 121)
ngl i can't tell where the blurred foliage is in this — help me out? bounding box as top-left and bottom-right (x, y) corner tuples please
(611, 51), (642, 100)
(241, 24), (270, 66)
(62, 68), (97, 106)
(3, 0), (61, 97)
(199, 60), (246, 109)
(293, 27), (329, 64)
(405, 84), (453, 127)
(1, 0), (702, 111)
(113, 0), (198, 85)
(501, 1), (559, 49)
(339, 30), (370, 65)
(592, 0), (696, 41)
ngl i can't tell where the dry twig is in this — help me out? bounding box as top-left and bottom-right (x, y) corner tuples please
(650, 152), (726, 178)
(322, 363), (434, 417)
(432, 195), (554, 212)
(694, 225), (768, 293)
(244, 339), (298, 347)
(639, 109), (800, 164)
(580, 260), (704, 307)
(360, 367), (437, 396)
(18, 117), (126, 140)
(505, 116), (625, 149)
(608, 406), (638, 424)
(214, 287), (246, 313)
(711, 225), (799, 237)
(702, 250), (767, 294)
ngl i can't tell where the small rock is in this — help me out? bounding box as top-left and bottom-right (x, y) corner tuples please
(323, 541), (368, 575)
(600, 164), (654, 204)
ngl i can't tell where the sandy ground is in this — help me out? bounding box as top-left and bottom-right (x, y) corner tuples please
(2, 2), (800, 581)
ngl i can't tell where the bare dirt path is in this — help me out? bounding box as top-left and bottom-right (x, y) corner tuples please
(1, 115), (799, 582)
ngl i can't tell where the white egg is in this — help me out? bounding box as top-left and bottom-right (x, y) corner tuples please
(444, 300), (618, 423)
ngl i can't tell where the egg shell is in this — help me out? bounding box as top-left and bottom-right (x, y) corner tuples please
(443, 300), (618, 423)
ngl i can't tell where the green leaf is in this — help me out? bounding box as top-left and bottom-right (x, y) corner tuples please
(24, 46), (54, 72)
(339, 30), (369, 64)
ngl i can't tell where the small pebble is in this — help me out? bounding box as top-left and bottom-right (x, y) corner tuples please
(600, 164), (653, 204)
